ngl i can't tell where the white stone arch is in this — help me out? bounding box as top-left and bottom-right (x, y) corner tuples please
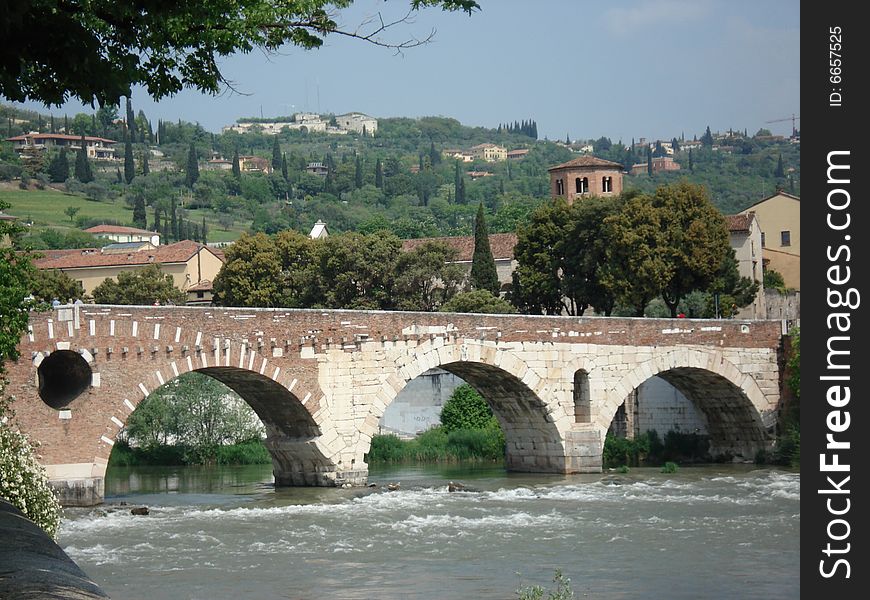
(364, 339), (570, 474)
(598, 348), (775, 459)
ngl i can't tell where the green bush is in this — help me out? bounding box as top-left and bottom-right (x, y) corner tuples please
(440, 384), (493, 433)
(661, 462), (679, 473)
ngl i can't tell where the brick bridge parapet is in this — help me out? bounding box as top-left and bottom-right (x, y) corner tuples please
(6, 305), (786, 505)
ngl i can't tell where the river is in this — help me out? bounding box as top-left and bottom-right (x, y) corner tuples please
(58, 463), (799, 599)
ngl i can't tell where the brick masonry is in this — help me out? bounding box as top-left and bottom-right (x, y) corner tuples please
(7, 305), (785, 505)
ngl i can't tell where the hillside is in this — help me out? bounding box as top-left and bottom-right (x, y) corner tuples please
(2, 103), (799, 248)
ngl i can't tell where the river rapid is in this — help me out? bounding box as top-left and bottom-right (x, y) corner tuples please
(58, 463), (800, 600)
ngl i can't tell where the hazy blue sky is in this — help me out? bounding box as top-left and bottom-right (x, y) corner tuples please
(11, 0), (800, 141)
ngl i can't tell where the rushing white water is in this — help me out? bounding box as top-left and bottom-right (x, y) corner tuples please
(59, 464), (800, 599)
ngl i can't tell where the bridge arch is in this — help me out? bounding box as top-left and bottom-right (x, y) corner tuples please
(110, 361), (336, 487)
(600, 349), (776, 460)
(368, 341), (568, 473)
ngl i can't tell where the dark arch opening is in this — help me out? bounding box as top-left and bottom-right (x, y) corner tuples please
(608, 368), (768, 464)
(573, 369), (590, 423)
(380, 361), (564, 473)
(38, 350), (91, 409)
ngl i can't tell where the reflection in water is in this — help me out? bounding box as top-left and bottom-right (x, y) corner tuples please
(60, 463), (800, 600)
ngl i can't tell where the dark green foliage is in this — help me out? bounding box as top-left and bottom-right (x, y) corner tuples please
(701, 125), (714, 147)
(271, 136), (282, 171)
(185, 142), (199, 187)
(141, 149), (150, 175)
(132, 194), (147, 229)
(92, 263), (186, 305)
(74, 138), (93, 183)
(603, 429), (711, 467)
(28, 269), (84, 303)
(0, 199), (34, 361)
(124, 133), (135, 184)
(470, 203), (499, 294)
(47, 148), (69, 182)
(440, 384), (493, 433)
(366, 426), (504, 463)
(232, 148), (241, 179)
(440, 290), (516, 314)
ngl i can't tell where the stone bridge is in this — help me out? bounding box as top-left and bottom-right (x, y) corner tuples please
(6, 305), (786, 505)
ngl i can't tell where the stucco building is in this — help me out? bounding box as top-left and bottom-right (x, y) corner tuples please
(32, 240), (224, 300)
(725, 213), (765, 319)
(739, 192), (800, 289)
(5, 133), (117, 160)
(548, 156), (624, 203)
(84, 225), (160, 246)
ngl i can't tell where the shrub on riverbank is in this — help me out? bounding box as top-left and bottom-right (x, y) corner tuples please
(109, 438), (271, 467)
(367, 424), (505, 463)
(603, 429), (711, 468)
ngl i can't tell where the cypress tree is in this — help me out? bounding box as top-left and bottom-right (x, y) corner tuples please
(470, 203), (500, 295)
(152, 207), (162, 233)
(132, 194), (147, 229)
(774, 153), (785, 177)
(429, 141), (441, 165)
(354, 154), (363, 188)
(124, 131), (135, 184)
(63, 114), (69, 133)
(50, 115), (56, 133)
(375, 158), (384, 188)
(271, 136), (282, 171)
(142, 150), (150, 176)
(74, 135), (93, 182)
(454, 161), (463, 203)
(170, 198), (178, 241)
(647, 146), (653, 176)
(125, 97), (137, 139)
(185, 142), (199, 187)
(48, 148), (70, 183)
(232, 147), (241, 179)
(688, 148), (694, 172)
(115, 167), (123, 184)
(160, 219), (170, 244)
(201, 216), (208, 243)
(281, 153), (288, 180)
(701, 125), (714, 147)
(458, 177), (466, 205)
(91, 114), (97, 135)
(566, 132), (570, 145)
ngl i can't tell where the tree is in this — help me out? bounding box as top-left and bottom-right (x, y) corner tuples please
(375, 158), (384, 189)
(281, 152), (288, 180)
(232, 148), (241, 179)
(774, 153), (785, 178)
(393, 241), (466, 311)
(701, 125), (714, 147)
(646, 146), (653, 176)
(185, 142), (199, 187)
(0, 200), (34, 361)
(201, 217), (209, 244)
(354, 154), (364, 189)
(439, 289), (516, 314)
(28, 269), (85, 303)
(125, 96), (137, 139)
(47, 148), (70, 183)
(213, 233), (285, 307)
(132, 194), (147, 229)
(74, 136), (93, 183)
(469, 203), (499, 295)
(92, 264), (186, 305)
(439, 384), (493, 433)
(600, 194), (671, 316)
(271, 136), (282, 172)
(2, 1), (479, 107)
(655, 182), (732, 317)
(124, 131), (135, 184)
(511, 200), (570, 315)
(63, 205), (80, 223)
(141, 150), (150, 176)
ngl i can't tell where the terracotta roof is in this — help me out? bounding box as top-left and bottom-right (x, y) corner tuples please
(186, 279), (213, 292)
(5, 133), (117, 144)
(33, 240), (216, 270)
(84, 224), (158, 236)
(725, 214), (753, 232)
(548, 156), (625, 171)
(401, 233), (517, 262)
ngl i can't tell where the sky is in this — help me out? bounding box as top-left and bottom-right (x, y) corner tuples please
(10, 0), (800, 142)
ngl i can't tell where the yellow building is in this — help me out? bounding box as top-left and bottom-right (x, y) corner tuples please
(739, 192), (800, 289)
(469, 143), (508, 162)
(33, 240), (224, 301)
